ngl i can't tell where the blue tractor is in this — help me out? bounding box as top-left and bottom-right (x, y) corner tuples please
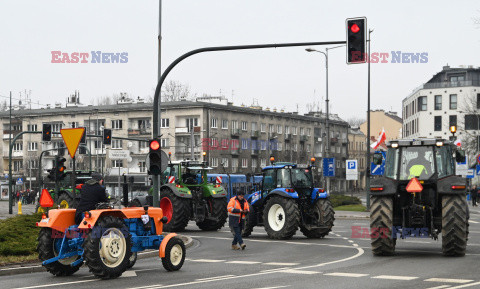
(243, 159), (335, 239)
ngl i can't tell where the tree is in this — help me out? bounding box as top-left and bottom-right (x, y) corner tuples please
(347, 116), (366, 127)
(459, 92), (479, 158)
(161, 80), (194, 102)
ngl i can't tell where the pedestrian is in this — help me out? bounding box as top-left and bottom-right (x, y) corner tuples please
(227, 190), (250, 250)
(471, 186), (478, 207)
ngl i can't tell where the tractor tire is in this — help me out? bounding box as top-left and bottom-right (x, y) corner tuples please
(370, 196), (395, 256)
(161, 236), (186, 271)
(37, 228), (82, 276)
(442, 195), (468, 256)
(127, 252), (137, 269)
(263, 196), (300, 240)
(83, 215), (132, 279)
(196, 197), (228, 231)
(160, 189), (191, 232)
(242, 205), (257, 237)
(58, 193), (76, 209)
(300, 199), (335, 238)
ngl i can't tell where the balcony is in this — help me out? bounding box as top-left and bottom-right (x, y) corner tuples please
(231, 128), (241, 137)
(4, 151), (23, 158)
(285, 134), (292, 141)
(251, 130), (260, 138)
(251, 149), (259, 156)
(423, 80), (480, 89)
(3, 134), (12, 140)
(128, 128), (151, 136)
(300, 135), (309, 142)
(341, 139), (348, 146)
(330, 137), (339, 145)
(231, 148), (240, 155)
(175, 126), (201, 135)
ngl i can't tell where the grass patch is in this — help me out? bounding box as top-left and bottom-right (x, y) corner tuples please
(0, 213), (41, 264)
(0, 254), (38, 266)
(330, 194), (361, 207)
(334, 204), (367, 212)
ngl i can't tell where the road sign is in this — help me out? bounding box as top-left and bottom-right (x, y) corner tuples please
(371, 163), (384, 175)
(60, 128), (85, 158)
(477, 154), (480, 164)
(406, 178), (423, 193)
(467, 169), (475, 179)
(476, 165), (480, 176)
(16, 178), (23, 185)
(323, 158), (335, 177)
(109, 150), (131, 160)
(456, 155), (468, 176)
(346, 160), (358, 180)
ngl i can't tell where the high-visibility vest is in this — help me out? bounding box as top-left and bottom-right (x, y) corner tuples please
(227, 197), (250, 221)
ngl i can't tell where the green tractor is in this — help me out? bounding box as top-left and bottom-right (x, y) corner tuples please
(131, 161), (228, 232)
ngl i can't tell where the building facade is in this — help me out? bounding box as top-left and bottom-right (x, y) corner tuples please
(347, 127), (366, 190)
(360, 110), (402, 142)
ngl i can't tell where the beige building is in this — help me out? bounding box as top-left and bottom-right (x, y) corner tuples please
(347, 127), (366, 190)
(360, 110), (402, 142)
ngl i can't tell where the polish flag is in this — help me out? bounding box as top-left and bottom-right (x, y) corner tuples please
(371, 128), (386, 150)
(454, 139), (462, 147)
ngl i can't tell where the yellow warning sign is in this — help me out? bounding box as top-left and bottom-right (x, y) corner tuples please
(60, 128), (85, 159)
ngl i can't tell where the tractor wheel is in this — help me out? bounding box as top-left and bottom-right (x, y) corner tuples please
(300, 199), (335, 238)
(161, 236), (186, 271)
(196, 197), (228, 231)
(263, 196), (300, 239)
(58, 193), (76, 209)
(127, 252), (137, 269)
(83, 215), (132, 279)
(370, 196), (395, 256)
(37, 228), (82, 276)
(35, 204), (46, 214)
(442, 195), (467, 256)
(160, 189), (191, 232)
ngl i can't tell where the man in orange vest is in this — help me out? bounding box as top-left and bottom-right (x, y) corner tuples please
(228, 190), (250, 250)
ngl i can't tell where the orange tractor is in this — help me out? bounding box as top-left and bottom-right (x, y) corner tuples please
(37, 204), (186, 279)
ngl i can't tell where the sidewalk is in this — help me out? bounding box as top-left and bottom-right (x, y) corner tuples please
(334, 210), (369, 219)
(0, 200), (36, 220)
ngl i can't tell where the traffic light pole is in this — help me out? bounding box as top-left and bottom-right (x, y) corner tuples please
(365, 29), (373, 211)
(152, 40), (346, 206)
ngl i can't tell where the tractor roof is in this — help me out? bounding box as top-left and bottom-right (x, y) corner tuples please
(262, 162), (297, 170)
(387, 138), (454, 148)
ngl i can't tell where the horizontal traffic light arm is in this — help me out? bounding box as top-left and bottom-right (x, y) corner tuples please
(51, 132), (150, 142)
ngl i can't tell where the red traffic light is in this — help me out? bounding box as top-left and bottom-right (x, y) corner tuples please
(350, 23), (360, 33)
(150, 140), (160, 151)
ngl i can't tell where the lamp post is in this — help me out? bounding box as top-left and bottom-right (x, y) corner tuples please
(306, 45), (345, 193)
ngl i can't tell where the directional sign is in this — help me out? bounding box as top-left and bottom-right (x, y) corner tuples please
(406, 178), (423, 193)
(371, 163), (384, 175)
(323, 158), (335, 177)
(16, 178), (23, 185)
(60, 128), (86, 158)
(467, 169), (475, 179)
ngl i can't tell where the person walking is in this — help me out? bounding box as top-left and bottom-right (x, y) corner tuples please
(227, 191), (250, 250)
(472, 185), (478, 207)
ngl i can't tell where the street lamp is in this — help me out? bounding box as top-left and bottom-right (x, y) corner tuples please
(306, 45), (344, 193)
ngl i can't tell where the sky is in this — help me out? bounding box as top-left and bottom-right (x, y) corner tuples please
(1, 0), (479, 121)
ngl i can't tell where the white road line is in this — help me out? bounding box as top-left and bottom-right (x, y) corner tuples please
(252, 286), (290, 289)
(469, 220), (479, 224)
(353, 244), (359, 247)
(404, 240), (433, 244)
(449, 282), (480, 289)
(120, 271), (138, 278)
(342, 237), (348, 240)
(348, 240), (354, 243)
(324, 272), (369, 278)
(425, 278), (474, 284)
(260, 268), (292, 273)
(372, 275), (419, 280)
(12, 279), (97, 289)
(263, 262), (300, 266)
(426, 285), (451, 289)
(283, 269), (320, 275)
(189, 259), (226, 263)
(226, 261), (262, 264)
(195, 275), (236, 281)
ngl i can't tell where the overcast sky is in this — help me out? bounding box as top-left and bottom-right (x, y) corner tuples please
(1, 0), (479, 121)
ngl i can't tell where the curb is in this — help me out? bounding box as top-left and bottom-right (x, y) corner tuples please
(0, 234), (194, 277)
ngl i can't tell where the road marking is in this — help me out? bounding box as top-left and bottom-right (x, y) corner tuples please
(324, 272), (369, 277)
(469, 220), (479, 224)
(404, 240), (433, 244)
(263, 262), (300, 266)
(120, 271), (138, 278)
(12, 280), (96, 289)
(226, 261), (262, 264)
(425, 285), (451, 289)
(283, 269), (320, 275)
(425, 278), (474, 284)
(195, 275), (236, 281)
(449, 282), (480, 289)
(353, 244), (358, 247)
(260, 267), (292, 273)
(252, 286), (290, 289)
(189, 259), (225, 263)
(348, 240), (354, 243)
(372, 275), (418, 280)
(342, 237), (348, 240)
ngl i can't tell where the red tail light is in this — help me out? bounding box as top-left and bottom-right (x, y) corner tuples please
(175, 184), (184, 188)
(451, 185), (466, 190)
(318, 189), (325, 193)
(286, 189), (295, 193)
(214, 184), (221, 188)
(370, 187), (384, 191)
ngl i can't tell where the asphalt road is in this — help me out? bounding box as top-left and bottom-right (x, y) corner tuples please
(4, 205), (480, 289)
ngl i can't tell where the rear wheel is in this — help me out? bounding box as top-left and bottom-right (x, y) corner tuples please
(263, 196), (299, 239)
(127, 252), (137, 269)
(161, 237), (186, 271)
(83, 216), (132, 279)
(300, 199), (335, 238)
(442, 195), (467, 256)
(242, 205), (257, 237)
(58, 193), (76, 209)
(160, 189), (191, 232)
(37, 228), (82, 276)
(370, 196), (395, 256)
(196, 197), (228, 231)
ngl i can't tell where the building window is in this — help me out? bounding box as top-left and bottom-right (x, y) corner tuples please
(186, 118), (198, 130)
(300, 127), (304, 135)
(251, 122), (257, 131)
(27, 124), (38, 131)
(221, 157), (229, 168)
(241, 139), (249, 150)
(94, 140), (102, 149)
(450, 75), (465, 82)
(13, 143), (23, 151)
(252, 158), (257, 168)
(232, 158), (238, 168)
(112, 139), (122, 149)
(13, 160), (22, 172)
(112, 160), (123, 168)
(111, 120), (122, 130)
(465, 115), (479, 130)
(241, 158), (248, 168)
(161, 118), (169, 128)
(231, 120), (238, 130)
(307, 144), (311, 152)
(449, 115), (457, 128)
(52, 123), (63, 133)
(434, 116), (442, 131)
(161, 138), (169, 148)
(28, 142), (38, 151)
(434, 95), (442, 110)
(222, 120), (228, 129)
(277, 143), (283, 151)
(477, 94), (480, 110)
(292, 127), (297, 135)
(418, 96), (427, 111)
(269, 124), (275, 133)
(210, 157), (218, 167)
(260, 123), (266, 133)
(449, 94), (457, 110)
(277, 125), (282, 134)
(211, 118), (218, 128)
(307, 128), (311, 136)
(285, 126), (290, 134)
(70, 122), (79, 128)
(28, 160), (39, 169)
(139, 141), (148, 149)
(241, 121), (248, 131)
(139, 161), (146, 173)
(261, 159), (266, 168)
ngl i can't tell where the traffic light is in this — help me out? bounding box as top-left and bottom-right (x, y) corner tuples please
(46, 168), (56, 181)
(103, 129), (112, 145)
(346, 17), (367, 64)
(149, 139), (162, 175)
(42, 124), (52, 141)
(56, 157), (67, 181)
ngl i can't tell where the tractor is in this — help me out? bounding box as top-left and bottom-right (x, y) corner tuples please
(131, 160), (228, 232)
(36, 202), (186, 279)
(242, 158), (335, 239)
(369, 138), (468, 256)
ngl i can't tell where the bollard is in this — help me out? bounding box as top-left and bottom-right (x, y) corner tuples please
(17, 201), (22, 215)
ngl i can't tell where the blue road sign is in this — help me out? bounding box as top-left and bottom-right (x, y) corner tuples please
(16, 178), (23, 185)
(347, 160), (357, 170)
(371, 162), (385, 175)
(476, 165), (480, 176)
(323, 158), (335, 177)
(467, 169), (475, 179)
